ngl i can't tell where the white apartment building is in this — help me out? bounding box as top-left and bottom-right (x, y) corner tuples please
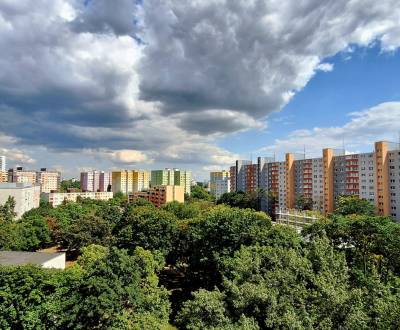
(0, 183), (41, 219)
(43, 191), (114, 207)
(81, 171), (111, 192)
(214, 177), (231, 199)
(0, 156), (6, 172)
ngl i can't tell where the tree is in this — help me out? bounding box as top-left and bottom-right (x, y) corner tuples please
(188, 185), (215, 202)
(185, 205), (272, 288)
(0, 196), (16, 224)
(335, 195), (376, 216)
(162, 201), (201, 220)
(0, 245), (171, 330)
(60, 179), (80, 192)
(217, 191), (259, 210)
(60, 214), (114, 251)
(115, 206), (179, 257)
(295, 194), (313, 211)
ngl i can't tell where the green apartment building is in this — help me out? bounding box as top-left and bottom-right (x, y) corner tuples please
(151, 168), (192, 195)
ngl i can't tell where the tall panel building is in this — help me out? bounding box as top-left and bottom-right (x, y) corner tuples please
(210, 170), (230, 199)
(151, 169), (192, 195)
(227, 141), (400, 222)
(112, 170), (150, 195)
(81, 171), (111, 192)
(0, 156), (6, 183)
(8, 167), (60, 193)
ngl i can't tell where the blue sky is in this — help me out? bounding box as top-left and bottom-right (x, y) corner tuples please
(218, 44), (400, 160)
(0, 1), (400, 180)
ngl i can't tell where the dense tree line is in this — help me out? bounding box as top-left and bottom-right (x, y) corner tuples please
(1, 194), (400, 329)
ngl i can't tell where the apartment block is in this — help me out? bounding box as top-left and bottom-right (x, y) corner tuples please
(81, 171), (111, 192)
(129, 185), (184, 208)
(151, 169), (192, 195)
(36, 168), (61, 193)
(0, 156), (6, 172)
(112, 170), (150, 195)
(174, 169), (192, 195)
(8, 167), (61, 193)
(0, 183), (41, 219)
(210, 170), (230, 198)
(43, 191), (114, 207)
(227, 141), (400, 222)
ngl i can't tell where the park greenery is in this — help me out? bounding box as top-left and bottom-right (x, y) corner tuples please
(1, 191), (400, 329)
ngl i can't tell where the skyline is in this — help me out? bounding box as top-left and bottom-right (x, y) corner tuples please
(1, 1), (400, 180)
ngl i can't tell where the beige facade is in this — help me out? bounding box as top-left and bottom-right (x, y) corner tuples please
(43, 191), (114, 207)
(36, 169), (61, 193)
(112, 170), (150, 194)
(129, 185), (184, 207)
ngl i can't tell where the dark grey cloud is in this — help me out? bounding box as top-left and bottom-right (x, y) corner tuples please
(0, 0), (399, 173)
(139, 0), (400, 130)
(71, 0), (139, 36)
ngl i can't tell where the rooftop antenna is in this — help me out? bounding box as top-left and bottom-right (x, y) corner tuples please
(250, 152), (253, 163)
(342, 135), (345, 153)
(303, 144), (306, 159)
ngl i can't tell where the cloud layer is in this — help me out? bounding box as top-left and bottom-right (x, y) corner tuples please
(0, 0), (399, 176)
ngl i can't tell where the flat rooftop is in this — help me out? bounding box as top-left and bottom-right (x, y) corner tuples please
(0, 183), (38, 189)
(0, 251), (65, 266)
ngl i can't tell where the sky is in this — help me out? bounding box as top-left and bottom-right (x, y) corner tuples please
(0, 0), (400, 180)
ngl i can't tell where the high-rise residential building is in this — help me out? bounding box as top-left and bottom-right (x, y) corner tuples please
(36, 168), (61, 193)
(0, 156), (6, 172)
(129, 185), (184, 208)
(174, 169), (192, 195)
(0, 183), (41, 219)
(0, 156), (7, 183)
(151, 168), (192, 195)
(210, 170), (230, 198)
(151, 169), (175, 186)
(112, 170), (150, 195)
(81, 171), (111, 192)
(228, 141), (400, 222)
(8, 167), (61, 193)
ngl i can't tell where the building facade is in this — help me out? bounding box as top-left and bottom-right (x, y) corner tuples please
(112, 170), (150, 195)
(129, 185), (184, 207)
(151, 169), (192, 195)
(0, 156), (6, 172)
(228, 141), (400, 222)
(210, 170), (230, 198)
(8, 167), (60, 193)
(81, 171), (111, 192)
(43, 191), (114, 207)
(0, 183), (41, 219)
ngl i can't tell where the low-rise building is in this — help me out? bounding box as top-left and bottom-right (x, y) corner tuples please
(0, 251), (66, 269)
(0, 183), (41, 219)
(129, 185), (184, 207)
(43, 191), (113, 207)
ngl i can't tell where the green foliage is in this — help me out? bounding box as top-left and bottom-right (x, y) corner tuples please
(60, 179), (80, 192)
(0, 245), (170, 330)
(188, 185), (215, 202)
(217, 191), (259, 210)
(0, 196), (16, 224)
(335, 195), (376, 216)
(295, 194), (313, 211)
(162, 201), (201, 220)
(116, 206), (179, 257)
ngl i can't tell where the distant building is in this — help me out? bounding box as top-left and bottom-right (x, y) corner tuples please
(210, 170), (230, 198)
(0, 155), (6, 172)
(43, 191), (113, 207)
(112, 170), (150, 195)
(0, 251), (66, 269)
(8, 167), (61, 193)
(81, 171), (111, 192)
(0, 183), (41, 219)
(129, 185), (184, 207)
(151, 169), (192, 195)
(36, 168), (61, 193)
(0, 156), (7, 183)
